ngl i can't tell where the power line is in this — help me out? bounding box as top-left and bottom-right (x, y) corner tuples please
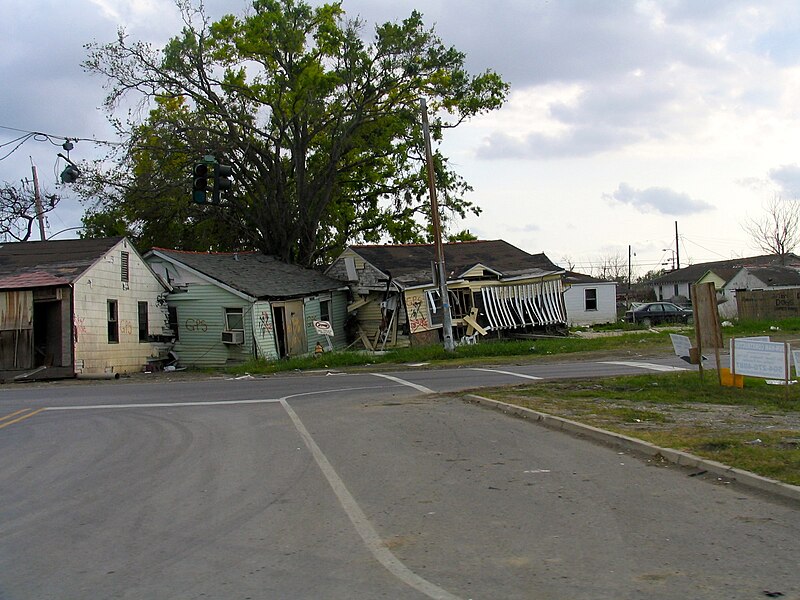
(0, 124), (122, 162)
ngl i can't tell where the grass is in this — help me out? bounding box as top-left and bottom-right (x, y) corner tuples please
(481, 371), (800, 486)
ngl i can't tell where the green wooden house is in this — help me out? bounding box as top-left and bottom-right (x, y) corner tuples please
(145, 249), (348, 367)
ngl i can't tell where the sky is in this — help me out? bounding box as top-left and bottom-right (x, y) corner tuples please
(3, 0), (800, 277)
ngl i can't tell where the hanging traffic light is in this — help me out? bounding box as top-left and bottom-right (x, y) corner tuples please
(60, 165), (80, 184)
(192, 156), (214, 204)
(212, 162), (233, 204)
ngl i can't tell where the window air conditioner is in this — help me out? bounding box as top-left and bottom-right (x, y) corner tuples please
(221, 330), (244, 345)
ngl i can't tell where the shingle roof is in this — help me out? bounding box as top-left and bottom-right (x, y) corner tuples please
(741, 265), (800, 287)
(151, 249), (343, 299)
(651, 253), (800, 285)
(349, 240), (562, 286)
(0, 237), (123, 290)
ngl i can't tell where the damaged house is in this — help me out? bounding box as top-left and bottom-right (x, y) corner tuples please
(326, 240), (567, 349)
(0, 237), (169, 381)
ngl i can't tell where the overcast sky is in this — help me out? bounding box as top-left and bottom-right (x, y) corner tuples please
(3, 0), (800, 275)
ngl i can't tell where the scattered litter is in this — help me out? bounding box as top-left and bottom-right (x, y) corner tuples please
(235, 374), (254, 380)
(765, 380), (797, 385)
(770, 326), (781, 331)
(688, 470), (708, 478)
(406, 362), (429, 367)
(524, 469), (551, 474)
(721, 320), (734, 327)
(745, 439), (763, 445)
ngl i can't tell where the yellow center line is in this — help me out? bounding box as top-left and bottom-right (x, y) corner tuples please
(0, 408), (44, 430)
(0, 408), (34, 423)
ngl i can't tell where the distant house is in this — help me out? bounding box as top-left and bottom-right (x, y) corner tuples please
(562, 271), (618, 326)
(650, 253), (800, 305)
(326, 240), (567, 348)
(145, 249), (348, 366)
(721, 265), (800, 319)
(0, 237), (169, 380)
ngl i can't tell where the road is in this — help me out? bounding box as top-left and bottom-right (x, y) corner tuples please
(1, 357), (798, 599)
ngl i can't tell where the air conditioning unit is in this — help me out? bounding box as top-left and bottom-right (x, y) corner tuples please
(221, 330), (244, 345)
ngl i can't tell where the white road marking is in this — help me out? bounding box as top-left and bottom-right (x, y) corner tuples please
(371, 373), (436, 394)
(470, 367), (543, 380)
(598, 361), (688, 372)
(279, 397), (462, 600)
(43, 398), (283, 411)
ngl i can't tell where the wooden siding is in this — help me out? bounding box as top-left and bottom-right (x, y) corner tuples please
(252, 300), (279, 360)
(167, 284), (253, 367)
(303, 291), (349, 352)
(563, 282), (617, 326)
(73, 240), (167, 375)
(0, 290), (34, 369)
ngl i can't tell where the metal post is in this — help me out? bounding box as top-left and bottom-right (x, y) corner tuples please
(420, 99), (455, 352)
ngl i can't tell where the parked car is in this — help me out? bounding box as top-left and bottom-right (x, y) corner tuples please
(624, 302), (693, 327)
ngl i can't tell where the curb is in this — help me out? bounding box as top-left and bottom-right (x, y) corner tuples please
(465, 393), (800, 505)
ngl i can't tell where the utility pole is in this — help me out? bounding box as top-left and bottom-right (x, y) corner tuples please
(30, 163), (46, 241)
(420, 99), (455, 352)
(675, 221), (680, 269)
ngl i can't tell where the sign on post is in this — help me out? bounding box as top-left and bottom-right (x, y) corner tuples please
(731, 338), (789, 381)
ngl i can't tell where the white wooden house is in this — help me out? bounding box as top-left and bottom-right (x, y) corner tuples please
(0, 237), (170, 380)
(562, 271), (618, 326)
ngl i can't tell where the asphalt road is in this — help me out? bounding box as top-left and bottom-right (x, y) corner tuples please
(1, 358), (798, 599)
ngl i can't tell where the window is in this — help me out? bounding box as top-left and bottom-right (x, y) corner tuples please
(674, 284), (679, 297)
(138, 301), (149, 342)
(121, 251), (129, 283)
(319, 299), (331, 323)
(584, 288), (598, 311)
(107, 300), (119, 343)
(225, 307), (244, 331)
(168, 306), (179, 340)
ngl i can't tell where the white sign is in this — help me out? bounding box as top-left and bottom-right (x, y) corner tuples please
(669, 334), (692, 359)
(731, 338), (789, 380)
(792, 350), (800, 377)
(313, 320), (334, 336)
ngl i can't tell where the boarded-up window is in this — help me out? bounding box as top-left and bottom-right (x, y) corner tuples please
(121, 252), (130, 282)
(108, 300), (119, 343)
(138, 301), (148, 342)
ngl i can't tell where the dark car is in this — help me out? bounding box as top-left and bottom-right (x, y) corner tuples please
(624, 301), (693, 327)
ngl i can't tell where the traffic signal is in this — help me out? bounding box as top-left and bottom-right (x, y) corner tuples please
(212, 162), (233, 204)
(192, 159), (212, 204)
(60, 165), (80, 184)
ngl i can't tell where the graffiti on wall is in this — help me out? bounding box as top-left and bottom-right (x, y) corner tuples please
(407, 294), (429, 333)
(185, 318), (208, 332)
(120, 320), (133, 336)
(258, 311), (273, 337)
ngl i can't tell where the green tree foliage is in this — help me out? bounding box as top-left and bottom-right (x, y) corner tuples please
(81, 0), (508, 265)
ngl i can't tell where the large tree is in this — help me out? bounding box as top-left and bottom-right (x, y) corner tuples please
(81, 0), (507, 265)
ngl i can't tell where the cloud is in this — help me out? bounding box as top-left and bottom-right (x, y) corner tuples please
(604, 183), (714, 216)
(768, 164), (800, 198)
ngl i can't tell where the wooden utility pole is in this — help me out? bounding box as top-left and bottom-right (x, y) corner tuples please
(420, 99), (455, 352)
(31, 164), (46, 241)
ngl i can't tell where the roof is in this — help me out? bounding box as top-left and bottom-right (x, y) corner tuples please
(737, 265), (800, 287)
(563, 271), (616, 285)
(149, 248), (344, 299)
(0, 237), (123, 290)
(347, 240), (563, 287)
(651, 253), (800, 285)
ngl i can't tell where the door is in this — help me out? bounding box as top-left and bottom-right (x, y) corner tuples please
(272, 300), (306, 358)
